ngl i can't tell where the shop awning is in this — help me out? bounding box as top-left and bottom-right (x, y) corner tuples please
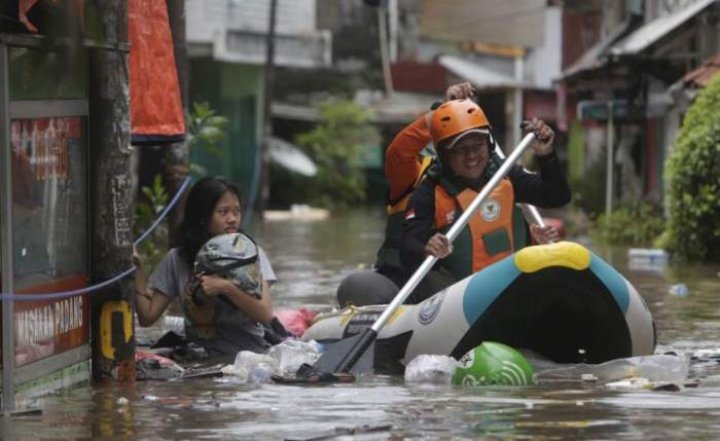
(611, 0), (717, 56)
(439, 55), (526, 90)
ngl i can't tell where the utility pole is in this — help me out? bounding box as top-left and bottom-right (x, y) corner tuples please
(378, 1), (394, 97)
(165, 0), (190, 242)
(258, 0), (277, 215)
(89, 0), (136, 381)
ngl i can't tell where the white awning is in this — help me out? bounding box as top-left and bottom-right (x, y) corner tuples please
(611, 0), (717, 55)
(439, 55), (526, 90)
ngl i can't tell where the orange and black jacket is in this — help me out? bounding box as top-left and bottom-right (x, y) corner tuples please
(374, 113), (434, 285)
(400, 151), (571, 281)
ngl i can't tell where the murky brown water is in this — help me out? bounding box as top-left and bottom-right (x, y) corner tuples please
(3, 208), (720, 440)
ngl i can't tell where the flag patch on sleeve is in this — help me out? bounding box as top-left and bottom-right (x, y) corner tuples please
(405, 209), (416, 220)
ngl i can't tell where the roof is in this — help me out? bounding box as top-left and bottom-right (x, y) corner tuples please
(679, 53), (720, 89)
(419, 0), (545, 48)
(611, 0), (717, 56)
(439, 55), (526, 90)
(559, 18), (635, 80)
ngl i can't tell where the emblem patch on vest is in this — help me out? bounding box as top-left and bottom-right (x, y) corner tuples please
(480, 198), (501, 221)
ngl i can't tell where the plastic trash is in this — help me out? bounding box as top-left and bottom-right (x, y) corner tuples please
(266, 339), (322, 375)
(668, 283), (689, 297)
(404, 354), (458, 384)
(162, 315), (185, 336)
(628, 248), (668, 271)
(221, 351), (279, 383)
(248, 362), (276, 383)
(535, 354), (690, 384)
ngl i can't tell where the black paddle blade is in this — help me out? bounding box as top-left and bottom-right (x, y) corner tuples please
(312, 333), (375, 375)
(271, 329), (376, 384)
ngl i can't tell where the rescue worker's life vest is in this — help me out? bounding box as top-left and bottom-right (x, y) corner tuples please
(432, 177), (528, 281)
(375, 156), (435, 275)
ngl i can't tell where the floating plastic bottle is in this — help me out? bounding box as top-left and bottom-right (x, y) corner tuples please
(668, 283), (689, 297)
(535, 354), (690, 384)
(404, 354), (458, 384)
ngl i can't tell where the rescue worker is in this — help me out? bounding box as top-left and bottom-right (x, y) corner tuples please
(337, 83), (561, 307)
(399, 99), (571, 303)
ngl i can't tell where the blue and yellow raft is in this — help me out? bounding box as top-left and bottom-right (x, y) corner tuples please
(302, 242), (656, 373)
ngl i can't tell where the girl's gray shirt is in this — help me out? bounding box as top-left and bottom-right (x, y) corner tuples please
(148, 246), (277, 355)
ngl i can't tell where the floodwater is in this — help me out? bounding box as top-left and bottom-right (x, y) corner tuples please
(3, 208), (720, 440)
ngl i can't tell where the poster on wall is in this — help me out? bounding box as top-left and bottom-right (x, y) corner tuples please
(4, 117), (89, 367)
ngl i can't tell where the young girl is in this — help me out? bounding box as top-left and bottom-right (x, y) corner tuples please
(134, 176), (280, 358)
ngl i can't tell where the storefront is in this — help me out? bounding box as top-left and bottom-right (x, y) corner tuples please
(1, 37), (91, 410)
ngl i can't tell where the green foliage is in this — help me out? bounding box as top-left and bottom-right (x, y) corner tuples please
(590, 202), (666, 247)
(134, 174), (169, 272)
(289, 100), (380, 209)
(569, 151), (607, 218)
(664, 75), (720, 261)
(186, 101), (229, 176)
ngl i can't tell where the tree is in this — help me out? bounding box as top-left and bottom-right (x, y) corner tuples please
(293, 100), (380, 209)
(663, 75), (720, 261)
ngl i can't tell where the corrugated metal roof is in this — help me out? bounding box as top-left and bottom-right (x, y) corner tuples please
(439, 55), (526, 90)
(611, 0), (717, 55)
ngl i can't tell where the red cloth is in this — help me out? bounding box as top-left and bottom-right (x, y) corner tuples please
(275, 308), (317, 337)
(128, 0), (186, 143)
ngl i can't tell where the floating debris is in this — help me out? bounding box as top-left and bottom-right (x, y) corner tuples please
(668, 284), (689, 297)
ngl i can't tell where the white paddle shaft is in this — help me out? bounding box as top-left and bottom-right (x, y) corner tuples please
(493, 144), (546, 228)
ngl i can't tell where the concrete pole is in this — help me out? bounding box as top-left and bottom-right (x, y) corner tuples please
(606, 102), (614, 218)
(378, 4), (394, 97)
(259, 0), (278, 215)
(512, 55), (524, 149)
(164, 0), (190, 244)
(89, 0), (136, 381)
(387, 0), (398, 62)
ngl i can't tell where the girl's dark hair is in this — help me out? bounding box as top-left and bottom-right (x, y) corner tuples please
(176, 176), (242, 265)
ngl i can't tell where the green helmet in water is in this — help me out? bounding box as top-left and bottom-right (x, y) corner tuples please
(451, 342), (534, 386)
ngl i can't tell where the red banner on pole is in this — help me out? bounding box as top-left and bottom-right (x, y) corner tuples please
(128, 0), (186, 145)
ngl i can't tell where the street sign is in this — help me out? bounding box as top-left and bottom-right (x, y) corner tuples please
(577, 99), (629, 121)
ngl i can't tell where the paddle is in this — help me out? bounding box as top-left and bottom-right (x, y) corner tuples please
(492, 143), (548, 229)
(274, 133), (538, 383)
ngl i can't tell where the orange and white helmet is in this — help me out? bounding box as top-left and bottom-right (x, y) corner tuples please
(430, 99), (491, 150)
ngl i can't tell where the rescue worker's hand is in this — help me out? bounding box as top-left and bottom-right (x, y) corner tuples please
(425, 233), (453, 258)
(530, 224), (560, 244)
(445, 82), (476, 101)
(522, 117), (554, 156)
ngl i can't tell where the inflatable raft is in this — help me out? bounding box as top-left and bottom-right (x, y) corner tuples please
(302, 242), (656, 373)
